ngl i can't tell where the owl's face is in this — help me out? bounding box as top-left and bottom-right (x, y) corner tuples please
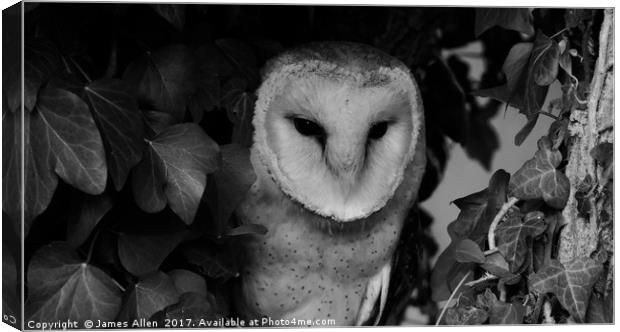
(253, 43), (423, 222)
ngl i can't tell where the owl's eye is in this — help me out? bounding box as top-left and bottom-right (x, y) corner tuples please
(368, 121), (389, 140)
(292, 118), (325, 137)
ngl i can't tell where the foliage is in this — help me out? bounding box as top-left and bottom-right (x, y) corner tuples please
(432, 8), (612, 325)
(1, 4), (611, 326)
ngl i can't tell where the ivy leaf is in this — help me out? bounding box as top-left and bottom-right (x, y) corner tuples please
(564, 9), (591, 29)
(118, 271), (180, 321)
(35, 88), (108, 195)
(122, 45), (196, 121)
(229, 92), (255, 147)
(188, 75), (219, 123)
(25, 242), (122, 321)
(432, 170), (509, 301)
(495, 211), (547, 273)
(215, 39), (259, 84)
(474, 8), (534, 37)
(184, 243), (239, 281)
(590, 142), (613, 170)
(151, 292), (224, 323)
(144, 110), (177, 135)
(85, 79), (145, 190)
(5, 87), (107, 233)
(225, 224), (268, 237)
(443, 305), (488, 325)
(586, 293), (613, 323)
(3, 39), (61, 113)
(205, 144), (256, 235)
(220, 78), (255, 146)
(477, 289), (525, 324)
(531, 33), (561, 86)
(118, 230), (188, 277)
(502, 43), (534, 92)
(481, 251), (521, 284)
(559, 51), (573, 76)
(194, 43), (235, 78)
(447, 189), (488, 241)
(509, 137), (570, 208)
(168, 269), (207, 296)
(151, 4), (185, 31)
(131, 144), (167, 214)
(455, 239), (485, 264)
(132, 124), (220, 224)
(3, 110), (55, 234)
(66, 193), (114, 248)
(529, 258), (603, 322)
(475, 32), (552, 146)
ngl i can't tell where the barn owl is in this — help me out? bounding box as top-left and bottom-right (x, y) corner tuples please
(234, 42), (426, 326)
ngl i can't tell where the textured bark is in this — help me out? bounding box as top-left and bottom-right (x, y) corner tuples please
(558, 9), (613, 296)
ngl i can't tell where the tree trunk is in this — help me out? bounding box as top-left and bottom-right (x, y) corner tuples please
(558, 9), (613, 296)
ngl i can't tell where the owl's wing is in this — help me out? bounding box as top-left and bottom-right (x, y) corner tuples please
(355, 259), (392, 325)
(206, 143), (257, 233)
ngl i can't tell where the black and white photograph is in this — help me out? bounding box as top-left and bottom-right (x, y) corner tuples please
(0, 1), (616, 329)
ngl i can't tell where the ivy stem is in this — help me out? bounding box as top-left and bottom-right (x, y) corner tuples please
(69, 56), (92, 83)
(110, 278), (126, 292)
(85, 230), (101, 264)
(435, 271), (471, 326)
(488, 197), (520, 249)
(537, 111), (560, 121)
(465, 272), (498, 287)
(550, 27), (569, 39)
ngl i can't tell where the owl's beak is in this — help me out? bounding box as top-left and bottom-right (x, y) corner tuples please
(326, 143), (365, 194)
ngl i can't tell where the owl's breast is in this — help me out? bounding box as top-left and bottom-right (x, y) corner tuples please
(234, 149), (422, 325)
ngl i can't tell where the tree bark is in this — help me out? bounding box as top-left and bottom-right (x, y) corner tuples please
(558, 9), (613, 295)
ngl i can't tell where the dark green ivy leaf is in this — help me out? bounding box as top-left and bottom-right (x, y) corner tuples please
(590, 142), (613, 170)
(184, 243), (240, 281)
(151, 292), (224, 324)
(122, 45), (196, 121)
(3, 39), (61, 113)
(118, 229), (188, 277)
(477, 289), (525, 324)
(205, 144), (257, 235)
(168, 269), (207, 296)
(225, 224), (268, 237)
(25, 242), (122, 322)
(480, 251), (521, 285)
(585, 292), (613, 323)
(529, 258), (603, 322)
(132, 124), (220, 224)
(3, 88), (107, 234)
(34, 88), (108, 195)
(118, 271), (180, 321)
(495, 211), (547, 273)
(432, 170), (509, 302)
(531, 32), (561, 86)
(443, 305), (488, 325)
(3, 110), (53, 234)
(509, 137), (570, 208)
(474, 8), (534, 37)
(455, 239), (485, 264)
(66, 193), (114, 248)
(475, 32), (553, 146)
(215, 39), (259, 84)
(85, 79), (145, 190)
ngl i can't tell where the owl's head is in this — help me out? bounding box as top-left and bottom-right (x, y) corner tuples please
(253, 42), (424, 222)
